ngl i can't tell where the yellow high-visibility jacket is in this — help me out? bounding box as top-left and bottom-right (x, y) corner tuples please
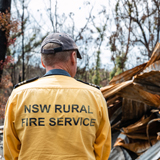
(4, 74), (111, 160)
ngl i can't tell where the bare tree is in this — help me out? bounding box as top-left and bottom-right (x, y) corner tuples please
(10, 0), (47, 84)
(109, 0), (160, 77)
(90, 6), (109, 85)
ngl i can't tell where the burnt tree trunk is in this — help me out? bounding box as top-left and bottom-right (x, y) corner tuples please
(0, 0), (11, 81)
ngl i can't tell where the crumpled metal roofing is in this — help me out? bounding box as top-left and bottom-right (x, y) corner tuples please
(101, 42), (160, 158)
(113, 111), (160, 155)
(101, 80), (133, 99)
(142, 60), (160, 73)
(108, 146), (132, 160)
(108, 42), (160, 85)
(109, 63), (146, 85)
(133, 71), (160, 95)
(133, 60), (160, 95)
(135, 141), (160, 160)
(118, 83), (160, 107)
(101, 80), (160, 107)
(143, 42), (160, 70)
(101, 42), (160, 106)
(114, 136), (158, 156)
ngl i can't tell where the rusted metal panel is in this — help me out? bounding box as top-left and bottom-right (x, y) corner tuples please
(114, 136), (158, 156)
(134, 71), (160, 86)
(101, 81), (160, 107)
(133, 71), (160, 95)
(108, 97), (122, 119)
(118, 84), (160, 107)
(109, 63), (147, 85)
(110, 106), (122, 125)
(143, 60), (160, 73)
(107, 95), (121, 106)
(101, 82), (160, 107)
(143, 42), (160, 70)
(101, 43), (160, 160)
(102, 42), (160, 159)
(122, 113), (159, 139)
(121, 98), (153, 123)
(100, 84), (114, 93)
(113, 111), (160, 156)
(101, 80), (133, 99)
(101, 72), (160, 107)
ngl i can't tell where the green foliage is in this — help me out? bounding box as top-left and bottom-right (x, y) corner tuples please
(96, 27), (101, 32)
(109, 53), (127, 80)
(115, 53), (126, 69)
(30, 34), (36, 42)
(115, 0), (120, 16)
(76, 66), (109, 87)
(115, 67), (123, 76)
(109, 66), (123, 80)
(109, 67), (116, 80)
(94, 50), (101, 85)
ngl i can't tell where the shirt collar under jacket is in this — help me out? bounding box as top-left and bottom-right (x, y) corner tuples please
(43, 69), (71, 77)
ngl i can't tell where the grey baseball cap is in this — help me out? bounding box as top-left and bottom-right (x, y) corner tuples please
(41, 32), (82, 59)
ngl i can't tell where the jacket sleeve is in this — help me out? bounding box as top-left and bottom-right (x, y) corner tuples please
(94, 94), (111, 160)
(3, 95), (21, 160)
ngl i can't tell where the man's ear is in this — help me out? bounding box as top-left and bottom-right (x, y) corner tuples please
(41, 57), (46, 68)
(71, 51), (77, 65)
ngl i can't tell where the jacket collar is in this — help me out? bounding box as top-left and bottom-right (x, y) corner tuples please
(43, 69), (71, 77)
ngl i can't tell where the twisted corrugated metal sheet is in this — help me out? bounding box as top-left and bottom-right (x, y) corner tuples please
(101, 42), (160, 106)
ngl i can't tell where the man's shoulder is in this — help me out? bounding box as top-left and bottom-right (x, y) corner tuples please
(75, 79), (102, 96)
(76, 79), (100, 90)
(13, 76), (101, 94)
(14, 76), (39, 89)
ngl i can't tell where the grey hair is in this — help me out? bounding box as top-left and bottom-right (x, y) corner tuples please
(41, 43), (72, 67)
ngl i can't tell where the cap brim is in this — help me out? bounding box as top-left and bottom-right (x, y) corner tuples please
(77, 50), (82, 59)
